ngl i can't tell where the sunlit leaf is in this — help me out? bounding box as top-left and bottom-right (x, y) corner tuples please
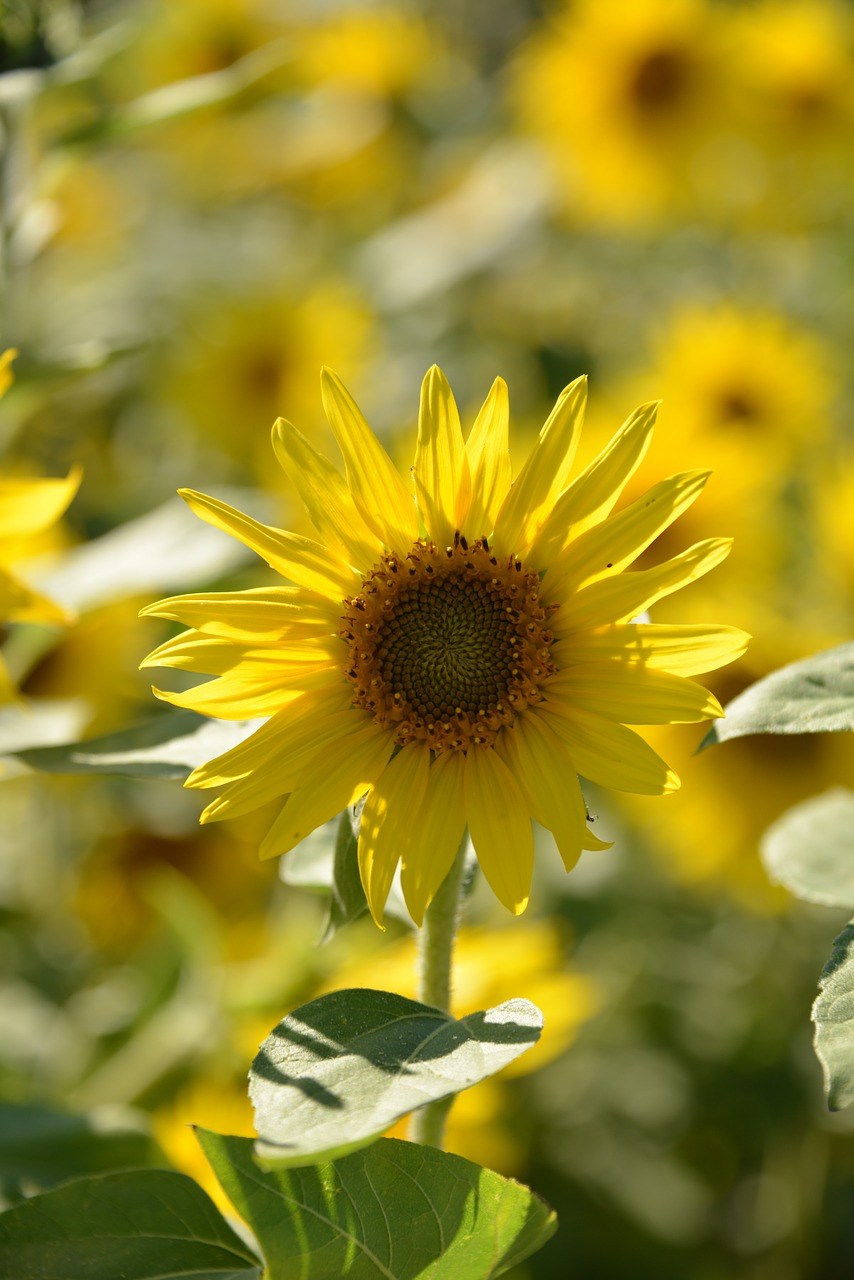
(0, 1168), (262, 1279)
(761, 788), (854, 907)
(12, 709), (258, 779)
(198, 1129), (557, 1280)
(813, 921), (854, 1111)
(700, 643), (854, 749)
(31, 491), (269, 615)
(281, 810), (417, 935)
(249, 988), (542, 1166)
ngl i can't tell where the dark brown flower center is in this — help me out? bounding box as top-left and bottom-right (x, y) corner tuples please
(629, 47), (690, 114)
(340, 537), (559, 752)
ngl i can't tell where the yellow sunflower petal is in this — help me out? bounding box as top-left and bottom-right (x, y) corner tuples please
(500, 714), (611, 872)
(414, 365), (471, 544)
(553, 623), (751, 677)
(0, 466), (82, 543)
(492, 376), (586, 555)
(553, 538), (733, 635)
(153, 665), (339, 719)
(0, 651), (22, 704)
(141, 630), (341, 675)
(0, 565), (72, 626)
(531, 400), (658, 563)
(199, 708), (362, 822)
(320, 367), (419, 553)
(464, 377), (511, 535)
(536, 705), (679, 796)
(179, 489), (357, 599)
(400, 750), (467, 927)
(271, 418), (381, 568)
(0, 349), (17, 398)
(139, 587), (339, 640)
(259, 723), (396, 860)
(464, 747), (533, 914)
(358, 742), (431, 927)
(188, 684), (354, 789)
(545, 663), (723, 724)
(547, 469), (710, 596)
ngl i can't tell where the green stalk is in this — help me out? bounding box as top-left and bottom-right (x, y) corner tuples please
(409, 839), (469, 1148)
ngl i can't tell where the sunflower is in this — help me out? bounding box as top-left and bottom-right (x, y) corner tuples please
(0, 350), (81, 699)
(142, 368), (747, 924)
(513, 0), (729, 228)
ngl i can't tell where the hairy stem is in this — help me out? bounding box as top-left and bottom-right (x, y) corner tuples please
(409, 839), (469, 1148)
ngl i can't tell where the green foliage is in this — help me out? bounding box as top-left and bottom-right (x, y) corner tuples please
(326, 806), (385, 937)
(0, 1102), (164, 1196)
(761, 788), (854, 908)
(813, 923), (854, 1111)
(198, 1129), (557, 1280)
(700, 642), (854, 749)
(13, 709), (256, 780)
(713, 647), (854, 1112)
(0, 1168), (262, 1279)
(250, 988), (543, 1166)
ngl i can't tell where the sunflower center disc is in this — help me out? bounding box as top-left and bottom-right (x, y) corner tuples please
(340, 537), (559, 752)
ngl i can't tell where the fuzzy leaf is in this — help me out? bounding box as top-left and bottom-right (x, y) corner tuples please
(700, 643), (854, 749)
(813, 921), (854, 1111)
(250, 988), (542, 1166)
(198, 1130), (557, 1279)
(0, 1168), (262, 1279)
(12, 710), (259, 780)
(761, 788), (854, 907)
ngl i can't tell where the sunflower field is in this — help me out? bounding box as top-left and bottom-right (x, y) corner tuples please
(0, 2), (852, 1278)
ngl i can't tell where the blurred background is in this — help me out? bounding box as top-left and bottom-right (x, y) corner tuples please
(0, 1), (852, 1277)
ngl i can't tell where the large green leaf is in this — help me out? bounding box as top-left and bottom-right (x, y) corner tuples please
(0, 1102), (163, 1192)
(12, 709), (258, 780)
(32, 492), (264, 615)
(250, 988), (543, 1166)
(198, 1129), (557, 1280)
(760, 788), (854, 907)
(0, 1168), (262, 1279)
(700, 643), (854, 749)
(813, 921), (854, 1111)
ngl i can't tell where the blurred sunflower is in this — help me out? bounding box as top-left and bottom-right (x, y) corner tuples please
(730, 0), (854, 227)
(0, 350), (81, 700)
(635, 305), (837, 471)
(592, 306), (839, 665)
(143, 367), (747, 923)
(159, 284), (376, 481)
(513, 0), (729, 227)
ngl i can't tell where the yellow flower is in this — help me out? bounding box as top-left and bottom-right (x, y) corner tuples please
(0, 350), (81, 699)
(142, 367), (746, 923)
(513, 0), (729, 227)
(631, 305), (837, 471)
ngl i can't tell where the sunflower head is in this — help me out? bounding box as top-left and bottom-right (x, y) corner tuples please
(142, 366), (748, 926)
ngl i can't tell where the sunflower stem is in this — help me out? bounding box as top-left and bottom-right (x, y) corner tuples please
(410, 838), (469, 1149)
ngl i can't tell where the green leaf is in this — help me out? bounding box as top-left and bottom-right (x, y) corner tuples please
(813, 921), (854, 1110)
(281, 811), (418, 934)
(700, 643), (854, 749)
(0, 1168), (262, 1279)
(325, 806), (399, 938)
(32, 492), (263, 615)
(760, 788), (854, 907)
(12, 709), (258, 780)
(249, 988), (543, 1166)
(198, 1130), (557, 1279)
(0, 1102), (163, 1192)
